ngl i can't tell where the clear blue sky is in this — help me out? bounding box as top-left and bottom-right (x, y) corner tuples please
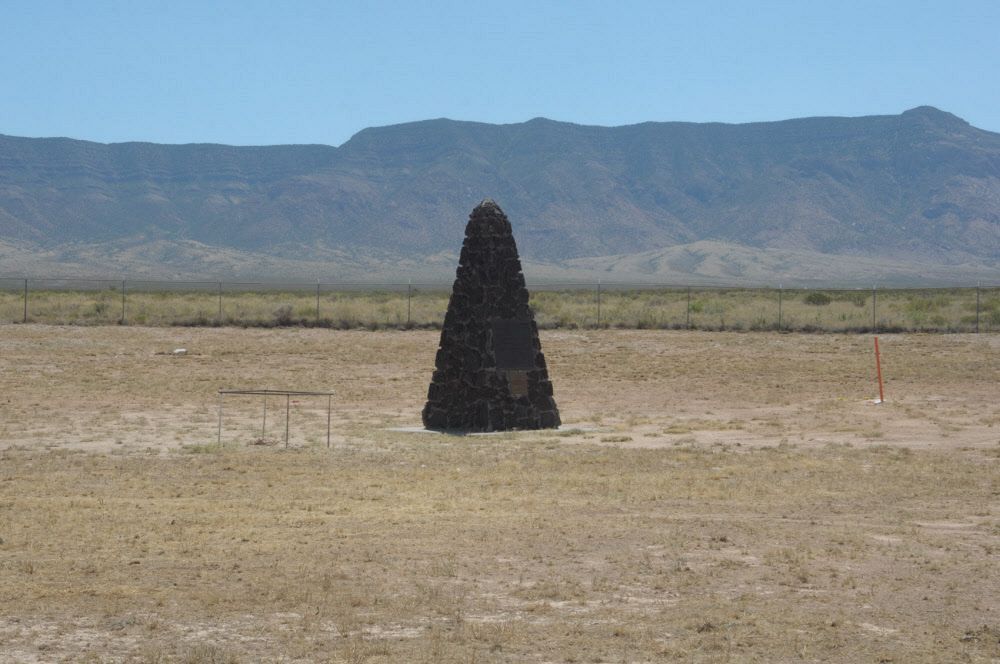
(3, 0), (998, 146)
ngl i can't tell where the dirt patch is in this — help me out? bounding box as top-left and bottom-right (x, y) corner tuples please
(0, 327), (998, 661)
(1, 327), (998, 454)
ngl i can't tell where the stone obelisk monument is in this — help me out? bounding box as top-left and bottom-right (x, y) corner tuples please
(422, 199), (560, 432)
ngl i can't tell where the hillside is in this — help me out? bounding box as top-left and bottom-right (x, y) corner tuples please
(1, 106), (999, 284)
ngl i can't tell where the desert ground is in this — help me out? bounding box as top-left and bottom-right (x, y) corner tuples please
(0, 326), (998, 662)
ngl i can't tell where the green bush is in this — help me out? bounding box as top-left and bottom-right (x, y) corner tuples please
(803, 292), (832, 306)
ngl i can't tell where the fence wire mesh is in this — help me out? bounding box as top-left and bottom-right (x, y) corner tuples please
(1, 277), (998, 333)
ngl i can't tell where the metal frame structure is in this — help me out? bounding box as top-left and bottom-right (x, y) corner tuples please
(217, 389), (334, 448)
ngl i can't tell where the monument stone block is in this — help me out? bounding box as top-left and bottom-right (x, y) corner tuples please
(421, 199), (560, 432)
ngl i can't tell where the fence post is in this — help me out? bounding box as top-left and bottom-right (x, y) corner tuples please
(407, 279), (412, 326)
(121, 279), (126, 324)
(976, 282), (981, 333)
(316, 282), (321, 324)
(23, 278), (28, 323)
(596, 280), (602, 328)
(217, 282), (222, 322)
(686, 286), (691, 329)
(872, 285), (877, 334)
(778, 284), (783, 331)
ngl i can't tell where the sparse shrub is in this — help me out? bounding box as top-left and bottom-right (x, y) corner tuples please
(272, 304), (294, 326)
(834, 292), (868, 307)
(803, 292), (832, 306)
(906, 294), (950, 313)
(180, 443), (223, 454)
(180, 644), (241, 664)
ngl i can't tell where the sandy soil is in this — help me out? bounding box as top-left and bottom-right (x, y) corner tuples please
(0, 326), (997, 662)
(1, 326), (997, 454)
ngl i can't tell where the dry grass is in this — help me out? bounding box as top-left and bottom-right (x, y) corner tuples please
(2, 285), (998, 332)
(0, 286), (450, 329)
(1, 327), (998, 662)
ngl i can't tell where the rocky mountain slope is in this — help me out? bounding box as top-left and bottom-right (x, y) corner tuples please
(1, 106), (998, 284)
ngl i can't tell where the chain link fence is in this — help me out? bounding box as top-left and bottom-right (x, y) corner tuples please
(1, 277), (998, 333)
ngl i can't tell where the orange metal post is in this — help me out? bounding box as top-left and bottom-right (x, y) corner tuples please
(874, 336), (885, 403)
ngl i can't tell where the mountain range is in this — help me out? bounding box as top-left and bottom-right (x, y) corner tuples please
(1, 106), (998, 285)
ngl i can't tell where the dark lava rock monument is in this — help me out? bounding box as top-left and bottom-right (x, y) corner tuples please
(422, 199), (561, 432)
